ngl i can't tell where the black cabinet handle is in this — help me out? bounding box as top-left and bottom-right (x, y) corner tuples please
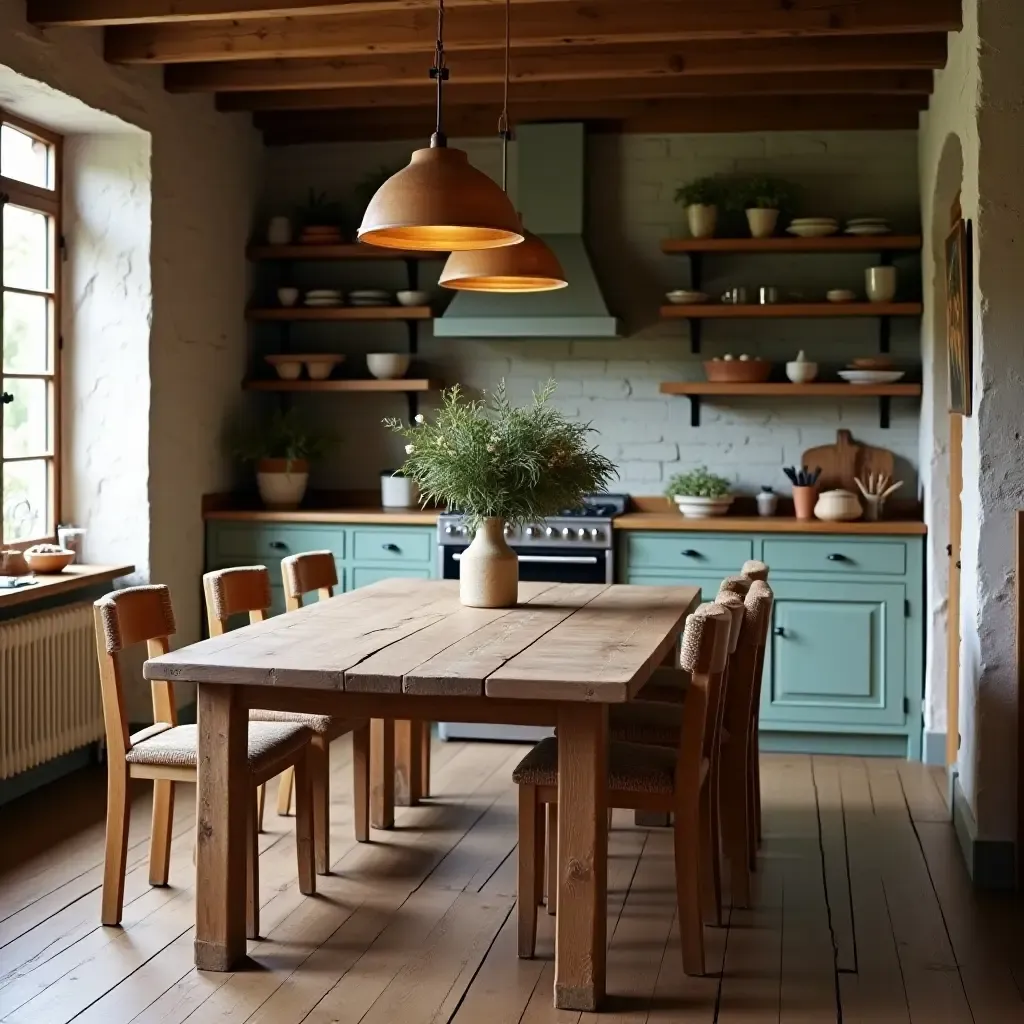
(826, 552), (849, 562)
(269, 540), (288, 551)
(680, 549), (702, 558)
(1, 392), (13, 405)
(383, 542), (400, 553)
(774, 626), (786, 637)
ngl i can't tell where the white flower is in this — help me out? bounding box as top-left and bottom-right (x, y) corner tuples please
(405, 444), (415, 454)
(414, 414), (425, 424)
(486, 444), (495, 453)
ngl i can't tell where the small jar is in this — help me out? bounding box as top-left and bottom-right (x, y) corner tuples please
(756, 487), (778, 517)
(381, 470), (417, 509)
(267, 215), (292, 245)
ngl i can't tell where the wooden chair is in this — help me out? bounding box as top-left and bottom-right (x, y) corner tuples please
(740, 560), (770, 855)
(94, 584), (315, 937)
(513, 602), (732, 976)
(203, 561), (370, 877)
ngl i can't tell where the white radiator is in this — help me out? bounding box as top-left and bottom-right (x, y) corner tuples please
(1, 602), (104, 779)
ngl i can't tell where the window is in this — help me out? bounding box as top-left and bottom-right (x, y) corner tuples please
(1, 112), (61, 546)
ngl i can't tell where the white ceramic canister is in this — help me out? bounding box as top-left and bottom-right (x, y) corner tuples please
(380, 470), (418, 508)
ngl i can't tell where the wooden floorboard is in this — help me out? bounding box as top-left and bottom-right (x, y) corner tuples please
(0, 750), (1014, 1023)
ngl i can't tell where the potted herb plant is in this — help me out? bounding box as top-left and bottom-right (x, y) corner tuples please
(234, 408), (326, 509)
(665, 467), (734, 519)
(735, 175), (797, 238)
(387, 381), (615, 608)
(674, 176), (724, 239)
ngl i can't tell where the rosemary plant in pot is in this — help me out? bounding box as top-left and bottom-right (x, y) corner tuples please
(386, 382), (615, 608)
(234, 408), (326, 510)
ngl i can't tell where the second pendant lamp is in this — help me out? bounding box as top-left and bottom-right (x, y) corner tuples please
(357, 0), (522, 252)
(439, 0), (567, 292)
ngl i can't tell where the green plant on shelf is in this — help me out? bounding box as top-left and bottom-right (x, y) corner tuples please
(674, 176), (726, 207)
(296, 187), (348, 230)
(231, 408), (329, 471)
(665, 467), (732, 499)
(730, 175), (799, 212)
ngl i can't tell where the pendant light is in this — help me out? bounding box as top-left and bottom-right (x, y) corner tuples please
(357, 0), (523, 251)
(438, 0), (568, 291)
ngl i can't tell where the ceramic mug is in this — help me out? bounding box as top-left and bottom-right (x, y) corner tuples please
(267, 216), (292, 245)
(865, 266), (897, 302)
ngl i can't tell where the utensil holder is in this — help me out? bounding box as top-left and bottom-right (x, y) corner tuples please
(792, 485), (818, 520)
(861, 495), (884, 521)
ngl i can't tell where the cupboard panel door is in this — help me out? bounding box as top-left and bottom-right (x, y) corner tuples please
(760, 580), (906, 727)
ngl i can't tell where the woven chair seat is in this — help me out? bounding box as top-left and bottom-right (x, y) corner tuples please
(125, 721), (310, 774)
(249, 709), (336, 734)
(609, 701), (683, 746)
(513, 737), (680, 795)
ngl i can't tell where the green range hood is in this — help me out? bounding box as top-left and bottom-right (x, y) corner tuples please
(434, 122), (619, 339)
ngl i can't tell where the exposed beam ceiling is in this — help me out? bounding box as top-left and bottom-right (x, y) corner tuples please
(103, 0), (961, 65)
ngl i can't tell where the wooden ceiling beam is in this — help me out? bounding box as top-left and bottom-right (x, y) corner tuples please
(166, 34), (948, 93)
(106, 0), (962, 65)
(217, 70), (935, 111)
(27, 0), (526, 27)
(257, 95), (927, 144)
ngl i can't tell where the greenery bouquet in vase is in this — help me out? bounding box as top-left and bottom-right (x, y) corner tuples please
(386, 381), (615, 608)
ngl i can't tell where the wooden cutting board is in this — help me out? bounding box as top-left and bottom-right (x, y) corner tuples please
(802, 429), (895, 492)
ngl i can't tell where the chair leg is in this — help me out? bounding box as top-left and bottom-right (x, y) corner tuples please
(149, 779), (175, 887)
(276, 766), (295, 816)
(294, 751), (316, 896)
(310, 735), (331, 875)
(721, 754), (752, 909)
(101, 763), (131, 926)
(517, 785), (540, 958)
(352, 723), (370, 843)
(246, 790), (260, 940)
(674, 799), (705, 976)
(419, 721), (431, 799)
(534, 797), (546, 909)
(256, 783), (266, 833)
(546, 802), (558, 916)
(699, 779), (721, 926)
(750, 724), (762, 852)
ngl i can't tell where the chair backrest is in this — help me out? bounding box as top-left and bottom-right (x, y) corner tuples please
(718, 581), (774, 752)
(93, 585), (177, 761)
(719, 574), (751, 598)
(741, 559), (770, 582)
(676, 602), (732, 774)
(203, 565), (272, 636)
(746, 579), (774, 715)
(709, 590), (745, 755)
(281, 551), (337, 611)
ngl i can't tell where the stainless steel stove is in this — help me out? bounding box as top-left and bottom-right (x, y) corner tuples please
(436, 494), (628, 743)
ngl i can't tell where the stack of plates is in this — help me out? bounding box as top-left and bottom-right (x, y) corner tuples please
(348, 289), (392, 307)
(787, 217), (839, 238)
(305, 289), (342, 307)
(844, 217), (890, 236)
(300, 225), (343, 245)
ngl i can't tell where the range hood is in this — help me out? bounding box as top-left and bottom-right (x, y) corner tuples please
(434, 122), (619, 338)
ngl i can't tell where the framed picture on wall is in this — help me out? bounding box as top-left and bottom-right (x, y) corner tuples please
(945, 218), (973, 416)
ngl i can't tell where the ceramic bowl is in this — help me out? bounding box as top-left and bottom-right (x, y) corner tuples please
(366, 353), (411, 380)
(396, 290), (430, 307)
(672, 495), (734, 519)
(703, 358), (772, 383)
(303, 355), (345, 380)
(277, 287), (300, 307)
(785, 360), (819, 384)
(814, 489), (862, 522)
(23, 546), (76, 573)
(666, 290), (709, 305)
(826, 289), (856, 303)
(838, 370), (906, 385)
(265, 355), (303, 380)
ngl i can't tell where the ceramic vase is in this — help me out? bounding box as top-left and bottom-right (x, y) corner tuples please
(686, 204), (718, 239)
(256, 458), (309, 509)
(459, 518), (518, 608)
(267, 216), (292, 245)
(745, 208), (779, 238)
(792, 485), (818, 521)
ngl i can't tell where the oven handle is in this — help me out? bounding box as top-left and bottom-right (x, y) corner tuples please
(451, 553), (600, 566)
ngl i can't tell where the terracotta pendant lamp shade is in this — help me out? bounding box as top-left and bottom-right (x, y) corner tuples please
(439, 226), (567, 291)
(358, 143), (523, 252)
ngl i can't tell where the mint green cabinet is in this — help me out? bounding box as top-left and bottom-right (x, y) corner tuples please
(620, 530), (924, 760)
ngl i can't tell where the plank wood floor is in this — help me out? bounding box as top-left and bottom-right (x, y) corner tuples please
(1, 744), (1021, 1023)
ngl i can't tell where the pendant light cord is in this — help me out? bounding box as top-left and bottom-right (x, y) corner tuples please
(430, 0), (449, 147)
(498, 0), (511, 191)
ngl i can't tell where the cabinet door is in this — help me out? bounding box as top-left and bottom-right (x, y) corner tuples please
(351, 565), (433, 590)
(625, 572), (720, 604)
(759, 580), (906, 727)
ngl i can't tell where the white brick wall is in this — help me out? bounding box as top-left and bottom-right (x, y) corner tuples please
(261, 129), (921, 497)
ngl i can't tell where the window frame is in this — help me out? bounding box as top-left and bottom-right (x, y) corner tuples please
(1, 109), (63, 550)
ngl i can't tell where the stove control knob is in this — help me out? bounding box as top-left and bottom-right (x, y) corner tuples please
(545, 526), (557, 538)
(577, 528), (588, 540)
(590, 528), (603, 542)
(561, 527), (572, 540)
(526, 525), (538, 537)
(503, 523), (512, 535)
(444, 525), (456, 536)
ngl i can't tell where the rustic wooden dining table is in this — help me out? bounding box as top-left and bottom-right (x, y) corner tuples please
(144, 577), (700, 1011)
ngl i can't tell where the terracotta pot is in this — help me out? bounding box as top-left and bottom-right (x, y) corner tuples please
(686, 203), (718, 239)
(256, 458), (309, 510)
(745, 208), (780, 238)
(459, 518), (518, 608)
(792, 485), (818, 521)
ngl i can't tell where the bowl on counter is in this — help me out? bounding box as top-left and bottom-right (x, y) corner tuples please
(673, 495), (734, 519)
(665, 289), (709, 305)
(396, 290), (430, 307)
(703, 357), (772, 383)
(23, 545), (76, 573)
(366, 352), (411, 380)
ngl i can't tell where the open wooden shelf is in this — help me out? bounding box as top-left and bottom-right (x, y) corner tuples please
(661, 234), (922, 254)
(247, 306), (432, 322)
(659, 381), (920, 397)
(243, 378), (438, 393)
(247, 243), (439, 261)
(660, 302), (921, 320)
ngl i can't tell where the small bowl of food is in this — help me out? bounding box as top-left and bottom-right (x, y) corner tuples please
(703, 355), (772, 383)
(24, 544), (76, 573)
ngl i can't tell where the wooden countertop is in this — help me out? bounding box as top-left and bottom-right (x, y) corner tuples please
(613, 514), (926, 535)
(204, 506), (441, 525)
(0, 563), (135, 611)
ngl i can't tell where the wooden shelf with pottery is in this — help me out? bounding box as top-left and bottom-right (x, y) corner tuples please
(247, 306), (432, 322)
(660, 302), (922, 320)
(247, 243), (438, 261)
(661, 235), (922, 255)
(243, 378), (438, 393)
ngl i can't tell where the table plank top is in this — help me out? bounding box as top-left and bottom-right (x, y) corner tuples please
(144, 579), (701, 703)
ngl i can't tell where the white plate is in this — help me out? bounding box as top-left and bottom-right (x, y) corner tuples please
(666, 290), (709, 304)
(838, 370), (906, 385)
(789, 218), (838, 225)
(348, 290), (390, 298)
(305, 290), (342, 298)
(787, 224), (839, 237)
(846, 217), (890, 225)
(844, 225), (891, 236)
(304, 299), (342, 307)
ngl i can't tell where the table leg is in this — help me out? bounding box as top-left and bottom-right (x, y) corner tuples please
(394, 719), (423, 807)
(554, 703), (608, 1012)
(195, 683), (248, 971)
(370, 718), (395, 829)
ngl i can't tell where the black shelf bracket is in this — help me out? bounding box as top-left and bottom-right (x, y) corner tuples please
(879, 315), (891, 354)
(688, 395), (701, 427)
(879, 396), (891, 429)
(406, 391), (420, 422)
(689, 317), (702, 355)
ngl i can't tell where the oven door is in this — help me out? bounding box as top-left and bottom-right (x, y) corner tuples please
(441, 545), (611, 584)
